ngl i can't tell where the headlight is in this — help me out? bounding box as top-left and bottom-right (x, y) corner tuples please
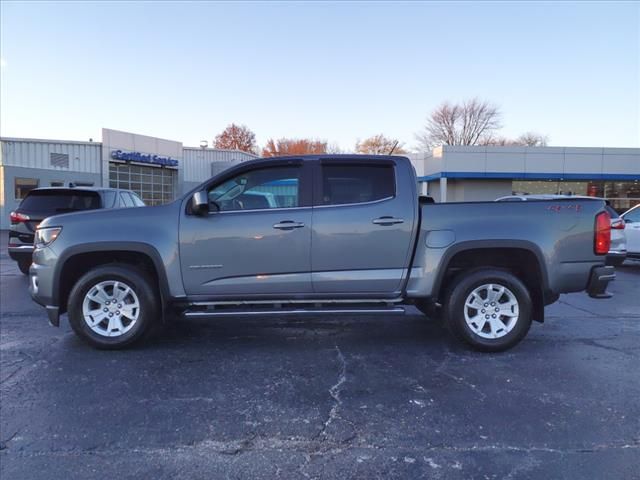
(35, 227), (62, 248)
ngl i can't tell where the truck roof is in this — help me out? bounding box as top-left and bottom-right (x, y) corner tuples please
(244, 154), (409, 164)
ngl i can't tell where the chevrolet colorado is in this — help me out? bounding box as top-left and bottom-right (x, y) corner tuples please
(29, 155), (615, 351)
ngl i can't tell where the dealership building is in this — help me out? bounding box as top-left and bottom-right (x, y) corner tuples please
(410, 145), (640, 212)
(1, 129), (639, 229)
(0, 128), (257, 229)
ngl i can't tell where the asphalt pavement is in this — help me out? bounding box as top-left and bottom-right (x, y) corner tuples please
(1, 232), (639, 479)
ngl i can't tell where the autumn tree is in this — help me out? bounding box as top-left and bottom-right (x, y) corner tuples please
(416, 98), (502, 149)
(214, 124), (257, 153)
(262, 138), (328, 157)
(356, 134), (407, 155)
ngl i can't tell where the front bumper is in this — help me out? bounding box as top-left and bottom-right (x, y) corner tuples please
(586, 265), (616, 299)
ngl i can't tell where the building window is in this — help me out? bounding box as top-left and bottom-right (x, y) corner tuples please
(512, 179), (640, 213)
(50, 181), (64, 187)
(15, 178), (39, 200)
(72, 181), (94, 187)
(109, 162), (175, 206)
(50, 152), (70, 168)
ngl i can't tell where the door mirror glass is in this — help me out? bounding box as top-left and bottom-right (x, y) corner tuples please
(191, 191), (210, 215)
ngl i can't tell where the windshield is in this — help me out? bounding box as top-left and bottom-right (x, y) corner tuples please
(19, 190), (102, 214)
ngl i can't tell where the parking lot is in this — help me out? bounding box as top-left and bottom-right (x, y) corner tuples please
(1, 233), (639, 479)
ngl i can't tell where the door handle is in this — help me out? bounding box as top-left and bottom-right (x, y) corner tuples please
(273, 220), (305, 230)
(372, 216), (404, 226)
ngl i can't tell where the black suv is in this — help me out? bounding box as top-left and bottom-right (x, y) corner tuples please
(8, 187), (145, 274)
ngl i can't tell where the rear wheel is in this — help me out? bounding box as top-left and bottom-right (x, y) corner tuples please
(444, 269), (532, 352)
(17, 258), (31, 275)
(68, 264), (158, 349)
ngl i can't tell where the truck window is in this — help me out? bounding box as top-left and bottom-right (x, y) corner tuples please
(208, 167), (301, 211)
(19, 189), (101, 213)
(130, 192), (146, 207)
(119, 192), (134, 207)
(624, 206), (640, 223)
(320, 164), (395, 205)
(102, 191), (117, 208)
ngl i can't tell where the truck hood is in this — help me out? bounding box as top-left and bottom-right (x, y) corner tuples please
(38, 202), (178, 229)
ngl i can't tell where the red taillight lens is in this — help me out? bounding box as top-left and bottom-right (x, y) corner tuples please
(9, 211), (30, 224)
(594, 211), (611, 255)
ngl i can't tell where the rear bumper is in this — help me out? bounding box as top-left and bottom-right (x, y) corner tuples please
(586, 265), (615, 299)
(606, 250), (627, 267)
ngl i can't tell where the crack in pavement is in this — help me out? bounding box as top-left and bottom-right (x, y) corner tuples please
(312, 345), (357, 444)
(430, 351), (487, 401)
(316, 345), (349, 441)
(0, 430), (20, 450)
(556, 299), (640, 319)
(2, 437), (638, 457)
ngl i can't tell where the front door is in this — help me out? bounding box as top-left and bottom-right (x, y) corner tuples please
(180, 162), (313, 296)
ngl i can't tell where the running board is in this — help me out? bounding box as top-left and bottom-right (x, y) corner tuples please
(183, 306), (406, 318)
(188, 297), (403, 306)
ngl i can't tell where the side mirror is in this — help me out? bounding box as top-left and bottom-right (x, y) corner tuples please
(624, 217), (632, 223)
(191, 191), (210, 216)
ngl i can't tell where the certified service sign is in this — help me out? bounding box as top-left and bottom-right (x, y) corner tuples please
(111, 150), (179, 167)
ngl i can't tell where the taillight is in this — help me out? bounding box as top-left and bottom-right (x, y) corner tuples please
(9, 211), (30, 224)
(611, 220), (625, 230)
(594, 211), (611, 255)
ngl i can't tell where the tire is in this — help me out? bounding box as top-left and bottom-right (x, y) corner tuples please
(444, 269), (532, 352)
(67, 264), (159, 349)
(17, 259), (31, 275)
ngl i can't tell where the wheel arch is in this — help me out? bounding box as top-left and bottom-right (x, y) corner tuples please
(433, 240), (549, 323)
(54, 242), (170, 315)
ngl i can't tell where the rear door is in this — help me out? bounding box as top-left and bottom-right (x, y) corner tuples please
(311, 159), (416, 294)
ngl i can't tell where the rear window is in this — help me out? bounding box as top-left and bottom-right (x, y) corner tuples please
(19, 190), (101, 214)
(119, 192), (134, 207)
(130, 192), (146, 207)
(320, 164), (395, 205)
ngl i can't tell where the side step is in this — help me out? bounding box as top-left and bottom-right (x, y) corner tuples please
(183, 306), (406, 318)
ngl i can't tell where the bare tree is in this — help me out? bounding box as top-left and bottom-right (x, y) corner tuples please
(416, 98), (502, 150)
(515, 132), (548, 147)
(483, 132), (548, 147)
(356, 134), (407, 155)
(326, 142), (344, 154)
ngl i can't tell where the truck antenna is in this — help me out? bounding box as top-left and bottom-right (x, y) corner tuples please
(388, 140), (399, 155)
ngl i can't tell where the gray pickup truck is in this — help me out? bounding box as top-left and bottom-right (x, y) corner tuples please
(29, 155), (615, 351)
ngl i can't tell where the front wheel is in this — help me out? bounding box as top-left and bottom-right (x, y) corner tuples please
(444, 269), (532, 352)
(68, 264), (158, 349)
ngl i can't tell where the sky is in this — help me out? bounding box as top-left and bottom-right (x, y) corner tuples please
(1, 1), (639, 151)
